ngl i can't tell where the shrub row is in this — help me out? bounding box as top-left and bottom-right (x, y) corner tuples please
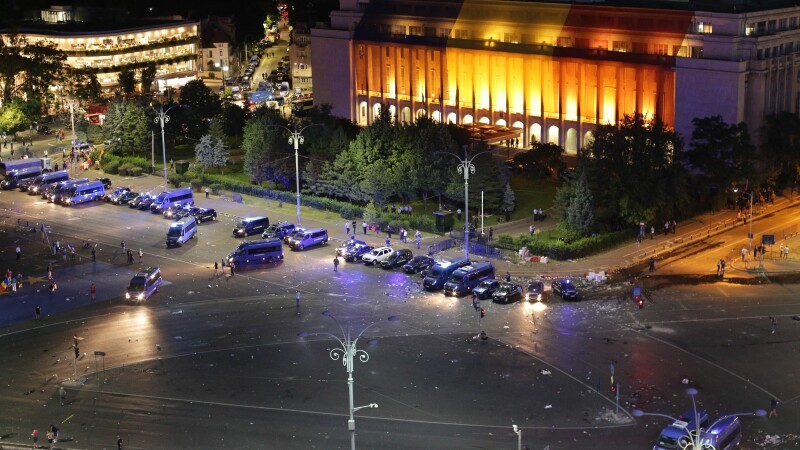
(99, 155), (150, 176)
(496, 225), (630, 260)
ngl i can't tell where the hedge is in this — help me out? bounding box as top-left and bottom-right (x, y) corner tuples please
(495, 226), (631, 260)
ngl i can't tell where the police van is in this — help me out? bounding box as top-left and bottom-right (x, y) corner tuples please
(149, 187), (194, 213)
(228, 239), (284, 267)
(698, 416), (741, 450)
(47, 178), (88, 202)
(62, 180), (104, 205)
(125, 266), (163, 302)
(652, 410), (709, 450)
(443, 261), (495, 297)
(27, 170), (69, 195)
(166, 217), (197, 247)
(423, 257), (471, 291)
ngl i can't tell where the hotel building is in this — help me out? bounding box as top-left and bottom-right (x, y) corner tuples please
(312, 0), (800, 152)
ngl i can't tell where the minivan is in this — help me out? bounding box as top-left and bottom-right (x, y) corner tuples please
(443, 261), (495, 296)
(288, 228), (328, 250)
(228, 239), (283, 266)
(233, 216), (269, 237)
(698, 416), (741, 450)
(62, 180), (104, 205)
(423, 257), (471, 291)
(149, 187), (194, 213)
(652, 410), (710, 450)
(27, 170), (69, 195)
(125, 266), (163, 302)
(166, 217), (197, 247)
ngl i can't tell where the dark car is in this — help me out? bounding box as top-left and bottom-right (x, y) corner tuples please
(402, 255), (435, 274)
(263, 221), (296, 239)
(128, 193), (151, 209)
(343, 244), (373, 262)
(163, 205), (190, 220)
(551, 279), (578, 300)
(473, 279), (501, 299)
(336, 239), (366, 257)
(526, 281), (546, 302)
(492, 282), (523, 304)
(283, 228), (305, 244)
(173, 206), (197, 220)
(105, 187), (130, 202)
(381, 249), (413, 270)
(114, 191), (139, 205)
(137, 195), (157, 210)
(193, 207), (218, 223)
(95, 177), (112, 188)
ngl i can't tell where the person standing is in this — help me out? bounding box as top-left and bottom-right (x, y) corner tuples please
(138, 248), (143, 263)
(720, 259), (726, 275)
(16, 245), (21, 260)
(488, 226), (494, 241)
(345, 221), (350, 235)
(31, 428), (38, 449)
(415, 230), (421, 249)
(59, 386), (66, 406)
(295, 290), (300, 308)
(205, 187), (209, 199)
(716, 259), (721, 276)
(333, 256), (339, 272)
(35, 305), (41, 320)
(117, 436), (124, 450)
(90, 283), (96, 302)
(472, 292), (480, 311)
(650, 226), (654, 240)
(229, 261), (235, 276)
(741, 247), (747, 262)
(649, 257), (656, 272)
(351, 220), (357, 234)
(769, 398), (779, 418)
(214, 261), (219, 277)
(362, 221), (367, 234)
(529, 225), (534, 236)
(91, 247), (96, 261)
(505, 272), (511, 282)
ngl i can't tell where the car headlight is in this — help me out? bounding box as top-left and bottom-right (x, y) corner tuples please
(125, 292), (130, 299)
(137, 293), (144, 300)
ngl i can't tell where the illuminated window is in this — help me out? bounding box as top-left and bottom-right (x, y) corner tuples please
(593, 40), (608, 50)
(503, 33), (518, 43)
(557, 37), (572, 47)
(745, 23), (755, 36)
(654, 44), (668, 55)
(697, 21), (712, 33)
(409, 26), (423, 36)
(455, 29), (469, 40)
(440, 28), (451, 38)
(613, 41), (628, 52)
(393, 25), (406, 35)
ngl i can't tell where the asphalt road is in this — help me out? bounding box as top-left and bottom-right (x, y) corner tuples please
(0, 179), (797, 449)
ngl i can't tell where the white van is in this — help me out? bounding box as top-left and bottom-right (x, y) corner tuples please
(149, 187), (194, 213)
(62, 180), (104, 205)
(125, 266), (163, 302)
(166, 217), (197, 247)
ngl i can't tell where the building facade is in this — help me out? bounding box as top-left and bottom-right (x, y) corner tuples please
(312, 0), (800, 152)
(290, 24), (314, 94)
(2, 5), (200, 92)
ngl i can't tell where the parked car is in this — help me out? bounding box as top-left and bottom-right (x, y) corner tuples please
(551, 278), (578, 300)
(361, 247), (393, 266)
(492, 282), (524, 304)
(381, 249), (413, 269)
(193, 207), (218, 223)
(114, 191), (139, 205)
(336, 239), (367, 257)
(95, 177), (112, 188)
(343, 244), (373, 262)
(283, 228), (305, 244)
(163, 204), (191, 220)
(263, 221), (296, 239)
(402, 255), (435, 275)
(105, 187), (130, 203)
(473, 279), (501, 299)
(526, 281), (546, 302)
(128, 193), (152, 209)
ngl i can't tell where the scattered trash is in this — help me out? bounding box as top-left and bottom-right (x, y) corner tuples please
(544, 404), (552, 409)
(540, 369), (552, 375)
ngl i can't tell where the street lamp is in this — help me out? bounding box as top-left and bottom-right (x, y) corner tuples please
(632, 388), (766, 449)
(299, 311), (399, 450)
(265, 122), (322, 227)
(66, 98), (80, 177)
(733, 188), (754, 257)
(512, 424), (522, 450)
(437, 148), (493, 259)
(153, 105), (185, 192)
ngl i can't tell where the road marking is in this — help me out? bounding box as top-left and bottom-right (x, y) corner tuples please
(716, 287), (729, 298)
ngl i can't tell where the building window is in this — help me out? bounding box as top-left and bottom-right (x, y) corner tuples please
(503, 33), (518, 43)
(768, 20), (776, 33)
(654, 44), (668, 55)
(757, 22), (766, 34)
(557, 37), (572, 47)
(576, 38), (589, 48)
(613, 41), (628, 52)
(386, 47), (390, 57)
(697, 21), (712, 34)
(424, 27), (436, 37)
(779, 19), (787, 30)
(409, 26), (423, 36)
(455, 29), (469, 40)
(393, 25), (406, 35)
(791, 17), (799, 29)
(440, 28), (451, 38)
(593, 40), (608, 50)
(380, 24), (391, 34)
(298, 63), (307, 70)
(745, 23), (755, 36)
(674, 45), (688, 57)
(632, 42), (648, 53)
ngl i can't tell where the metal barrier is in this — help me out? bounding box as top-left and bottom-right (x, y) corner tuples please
(427, 238), (456, 256)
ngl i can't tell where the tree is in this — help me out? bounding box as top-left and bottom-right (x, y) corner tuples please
(0, 103), (28, 134)
(104, 101), (151, 157)
(212, 137), (230, 174)
(194, 135), (215, 173)
(565, 171), (595, 234)
(118, 68), (136, 97)
(241, 110), (291, 186)
(0, 33), (66, 106)
(684, 115), (758, 190)
(763, 112), (800, 191)
(73, 73), (102, 103)
(502, 183), (516, 214)
(140, 63), (157, 94)
(363, 200), (379, 224)
(217, 102), (247, 136)
(179, 79), (221, 120)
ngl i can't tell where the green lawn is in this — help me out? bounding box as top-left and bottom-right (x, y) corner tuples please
(509, 174), (559, 221)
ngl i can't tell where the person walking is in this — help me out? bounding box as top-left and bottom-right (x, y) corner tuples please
(59, 386), (66, 406)
(47, 263), (52, 280)
(770, 316), (777, 334)
(31, 428), (39, 449)
(117, 436), (124, 450)
(415, 230), (421, 249)
(345, 221), (350, 235)
(90, 283), (96, 302)
(488, 226), (493, 241)
(720, 259), (726, 275)
(229, 261), (235, 276)
(214, 261), (219, 277)
(769, 398), (779, 418)
(650, 226), (654, 240)
(91, 247), (96, 261)
(35, 305), (41, 320)
(16, 245), (21, 260)
(649, 256), (656, 272)
(362, 221), (367, 234)
(741, 247), (747, 262)
(295, 290), (300, 308)
(716, 259), (721, 276)
(205, 187), (209, 199)
(505, 272), (511, 282)
(138, 248), (143, 263)
(472, 292), (480, 311)
(333, 256), (339, 272)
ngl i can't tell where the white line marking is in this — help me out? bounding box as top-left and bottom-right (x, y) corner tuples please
(716, 287), (729, 298)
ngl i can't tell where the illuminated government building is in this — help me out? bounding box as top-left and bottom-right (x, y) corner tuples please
(312, 0), (800, 153)
(1, 5), (199, 92)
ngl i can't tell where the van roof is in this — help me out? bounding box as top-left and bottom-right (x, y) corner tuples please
(244, 216), (267, 222)
(136, 267), (160, 277)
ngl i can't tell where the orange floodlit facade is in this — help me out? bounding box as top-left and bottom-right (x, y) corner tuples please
(313, 0), (800, 152)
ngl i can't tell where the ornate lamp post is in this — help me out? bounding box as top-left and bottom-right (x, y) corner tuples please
(299, 311), (398, 450)
(266, 122), (322, 227)
(153, 105), (185, 192)
(632, 388), (766, 449)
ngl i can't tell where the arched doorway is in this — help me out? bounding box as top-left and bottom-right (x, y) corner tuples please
(565, 128), (578, 154)
(388, 104), (397, 122)
(496, 118), (507, 127)
(479, 116), (490, 124)
(530, 123), (542, 143)
(547, 125), (559, 145)
(583, 131), (594, 148)
(416, 108), (427, 120)
(400, 107), (411, 124)
(359, 102), (368, 125)
(447, 112), (457, 124)
(431, 110), (441, 123)
(463, 114), (474, 124)
(372, 103), (382, 121)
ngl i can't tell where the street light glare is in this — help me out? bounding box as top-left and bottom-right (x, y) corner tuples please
(631, 409), (645, 417)
(754, 409), (767, 417)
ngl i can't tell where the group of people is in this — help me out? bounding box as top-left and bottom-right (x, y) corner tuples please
(779, 243), (791, 259)
(532, 208), (545, 221)
(716, 258), (727, 276)
(504, 137), (521, 148)
(213, 258), (236, 277)
(388, 204), (413, 215)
